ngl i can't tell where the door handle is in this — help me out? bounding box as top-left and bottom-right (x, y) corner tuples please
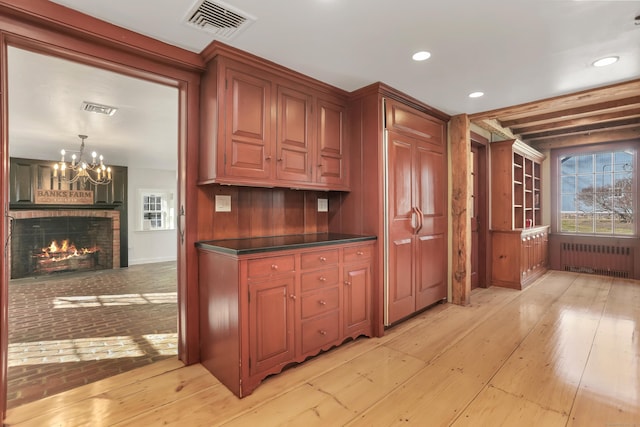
(411, 207), (419, 234)
(415, 206), (424, 233)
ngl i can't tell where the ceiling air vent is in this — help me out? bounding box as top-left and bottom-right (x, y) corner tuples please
(185, 0), (256, 40)
(82, 101), (117, 116)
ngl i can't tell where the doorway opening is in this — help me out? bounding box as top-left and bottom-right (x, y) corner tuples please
(471, 132), (489, 289)
(6, 46), (179, 409)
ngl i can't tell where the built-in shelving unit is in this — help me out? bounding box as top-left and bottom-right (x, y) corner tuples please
(490, 139), (548, 290)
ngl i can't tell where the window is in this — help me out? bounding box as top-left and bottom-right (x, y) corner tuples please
(554, 143), (636, 236)
(139, 190), (175, 231)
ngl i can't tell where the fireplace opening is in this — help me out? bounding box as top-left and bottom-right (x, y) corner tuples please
(11, 217), (113, 279)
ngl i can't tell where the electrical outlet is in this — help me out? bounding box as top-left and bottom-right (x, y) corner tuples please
(215, 195), (231, 212)
(317, 198), (328, 212)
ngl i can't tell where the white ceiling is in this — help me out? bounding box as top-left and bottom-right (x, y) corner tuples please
(8, 0), (640, 170)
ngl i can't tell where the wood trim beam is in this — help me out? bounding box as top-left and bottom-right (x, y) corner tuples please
(450, 114), (471, 306)
(471, 118), (520, 141)
(514, 107), (640, 135)
(501, 96), (640, 128)
(523, 117), (640, 140)
(530, 127), (640, 150)
(468, 79), (640, 122)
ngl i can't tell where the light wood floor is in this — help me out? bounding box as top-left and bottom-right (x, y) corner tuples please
(4, 270), (639, 426)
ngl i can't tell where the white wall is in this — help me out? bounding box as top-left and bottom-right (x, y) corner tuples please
(127, 167), (177, 265)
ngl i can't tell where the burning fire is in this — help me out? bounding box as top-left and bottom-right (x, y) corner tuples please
(38, 239), (99, 262)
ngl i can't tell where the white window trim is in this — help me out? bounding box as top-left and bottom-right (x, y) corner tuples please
(137, 189), (175, 231)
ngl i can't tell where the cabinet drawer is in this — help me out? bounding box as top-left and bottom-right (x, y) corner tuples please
(343, 244), (372, 263)
(300, 313), (340, 354)
(300, 249), (339, 270)
(300, 287), (339, 320)
(300, 267), (339, 292)
(247, 255), (295, 278)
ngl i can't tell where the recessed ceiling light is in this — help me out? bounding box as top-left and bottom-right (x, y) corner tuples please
(468, 92), (484, 98)
(412, 51), (431, 61)
(592, 56), (619, 67)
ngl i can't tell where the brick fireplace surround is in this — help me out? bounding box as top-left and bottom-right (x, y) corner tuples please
(8, 209), (120, 278)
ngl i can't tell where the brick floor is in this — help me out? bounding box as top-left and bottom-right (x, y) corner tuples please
(7, 261), (177, 409)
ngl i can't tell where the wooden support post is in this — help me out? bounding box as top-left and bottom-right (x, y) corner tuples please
(450, 114), (471, 306)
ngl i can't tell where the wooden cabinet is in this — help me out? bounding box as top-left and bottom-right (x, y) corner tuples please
(492, 227), (549, 289)
(490, 139), (548, 289)
(386, 100), (448, 324)
(199, 51), (349, 191)
(197, 238), (374, 397)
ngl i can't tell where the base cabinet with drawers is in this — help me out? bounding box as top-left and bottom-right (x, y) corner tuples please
(491, 226), (549, 289)
(197, 235), (375, 397)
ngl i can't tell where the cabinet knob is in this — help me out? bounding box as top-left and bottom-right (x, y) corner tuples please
(277, 158), (283, 162)
(317, 164), (323, 167)
(319, 256), (327, 262)
(319, 330), (327, 335)
(356, 251), (364, 256)
(319, 276), (327, 282)
(289, 294), (297, 300)
(319, 300), (327, 305)
(344, 281), (352, 286)
(271, 264), (278, 270)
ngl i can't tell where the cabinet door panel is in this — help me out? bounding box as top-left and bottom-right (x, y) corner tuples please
(344, 262), (371, 335)
(10, 160), (34, 203)
(415, 233), (447, 310)
(316, 97), (346, 186)
(277, 86), (312, 182)
(249, 276), (294, 376)
(225, 69), (271, 179)
(415, 144), (446, 225)
(387, 237), (415, 324)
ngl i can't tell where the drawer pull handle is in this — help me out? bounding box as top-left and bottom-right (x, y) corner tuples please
(319, 330), (327, 335)
(319, 276), (326, 282)
(319, 256), (327, 262)
(319, 300), (327, 305)
(271, 264), (278, 270)
(289, 294), (297, 300)
(356, 251), (364, 255)
(344, 281), (352, 286)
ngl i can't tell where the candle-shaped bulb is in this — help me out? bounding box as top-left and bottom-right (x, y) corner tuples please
(60, 149), (66, 162)
(107, 167), (112, 180)
(53, 163), (58, 177)
(72, 154), (77, 166)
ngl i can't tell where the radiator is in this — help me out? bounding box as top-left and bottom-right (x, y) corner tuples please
(560, 243), (633, 278)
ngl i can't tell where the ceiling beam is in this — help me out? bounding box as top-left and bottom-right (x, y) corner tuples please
(468, 78), (640, 122)
(513, 107), (640, 135)
(500, 96), (640, 128)
(469, 119), (519, 141)
(522, 117), (640, 140)
(530, 127), (640, 151)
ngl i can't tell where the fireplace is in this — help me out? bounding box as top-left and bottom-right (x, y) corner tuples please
(9, 210), (120, 279)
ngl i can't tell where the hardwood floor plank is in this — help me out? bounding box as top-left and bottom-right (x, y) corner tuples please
(5, 272), (638, 427)
(489, 275), (610, 414)
(7, 364), (216, 427)
(451, 384), (567, 426)
(4, 357), (184, 425)
(567, 278), (640, 426)
(348, 272), (575, 426)
(385, 286), (519, 362)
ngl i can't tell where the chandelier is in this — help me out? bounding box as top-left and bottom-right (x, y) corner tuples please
(53, 134), (112, 185)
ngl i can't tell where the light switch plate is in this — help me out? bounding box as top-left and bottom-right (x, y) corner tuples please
(317, 198), (328, 212)
(215, 195), (231, 212)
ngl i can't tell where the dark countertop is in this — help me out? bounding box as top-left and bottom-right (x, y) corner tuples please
(196, 233), (376, 255)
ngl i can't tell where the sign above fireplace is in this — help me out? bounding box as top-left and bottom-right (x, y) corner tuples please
(34, 189), (94, 205)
